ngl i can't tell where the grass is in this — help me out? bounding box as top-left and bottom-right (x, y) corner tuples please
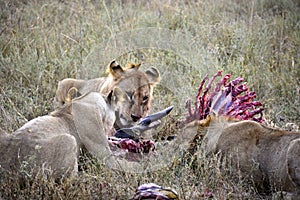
(0, 0), (299, 199)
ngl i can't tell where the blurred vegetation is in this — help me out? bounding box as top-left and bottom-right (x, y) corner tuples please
(0, 0), (299, 199)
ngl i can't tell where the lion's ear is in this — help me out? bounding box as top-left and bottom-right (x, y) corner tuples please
(107, 60), (124, 78)
(145, 67), (160, 84)
(65, 87), (81, 102)
(107, 87), (125, 105)
(200, 115), (212, 127)
(124, 63), (141, 70)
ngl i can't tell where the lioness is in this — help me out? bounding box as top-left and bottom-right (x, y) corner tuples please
(184, 115), (300, 197)
(0, 61), (161, 177)
(0, 88), (155, 177)
(55, 60), (160, 129)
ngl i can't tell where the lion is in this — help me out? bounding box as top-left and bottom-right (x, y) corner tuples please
(0, 89), (114, 177)
(0, 61), (161, 177)
(54, 60), (160, 129)
(0, 88), (154, 177)
(183, 115), (300, 197)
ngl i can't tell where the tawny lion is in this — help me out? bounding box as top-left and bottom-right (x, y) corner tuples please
(0, 61), (160, 177)
(181, 70), (300, 197)
(184, 115), (300, 197)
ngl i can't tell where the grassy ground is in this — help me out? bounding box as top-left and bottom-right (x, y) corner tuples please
(0, 0), (299, 199)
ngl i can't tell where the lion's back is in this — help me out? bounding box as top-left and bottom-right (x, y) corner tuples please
(14, 115), (71, 139)
(206, 118), (300, 192)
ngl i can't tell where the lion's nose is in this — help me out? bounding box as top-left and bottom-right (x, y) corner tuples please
(131, 114), (142, 122)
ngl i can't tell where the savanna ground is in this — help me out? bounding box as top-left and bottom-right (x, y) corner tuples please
(0, 0), (299, 199)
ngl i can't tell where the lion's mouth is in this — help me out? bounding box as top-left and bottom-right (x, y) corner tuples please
(110, 114), (156, 160)
(109, 106), (174, 161)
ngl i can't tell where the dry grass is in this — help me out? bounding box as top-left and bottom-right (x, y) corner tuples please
(0, 0), (299, 199)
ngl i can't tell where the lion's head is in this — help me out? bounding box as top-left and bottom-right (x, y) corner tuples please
(106, 61), (160, 129)
(54, 60), (160, 129)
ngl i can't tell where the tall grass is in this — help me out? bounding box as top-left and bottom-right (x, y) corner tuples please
(0, 0), (299, 199)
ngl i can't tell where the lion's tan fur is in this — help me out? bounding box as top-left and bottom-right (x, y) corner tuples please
(0, 62), (160, 177)
(184, 116), (300, 195)
(0, 92), (113, 177)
